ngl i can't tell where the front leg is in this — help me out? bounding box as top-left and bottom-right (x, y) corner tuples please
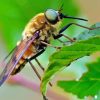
(53, 23), (76, 42)
(53, 22), (97, 42)
(53, 34), (75, 42)
(40, 41), (61, 49)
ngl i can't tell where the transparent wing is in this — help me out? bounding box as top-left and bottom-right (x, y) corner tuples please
(0, 31), (39, 86)
(3, 46), (16, 61)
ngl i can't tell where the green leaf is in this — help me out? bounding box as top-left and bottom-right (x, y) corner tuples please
(94, 91), (100, 100)
(82, 58), (100, 80)
(77, 22), (100, 40)
(41, 35), (100, 95)
(57, 58), (100, 98)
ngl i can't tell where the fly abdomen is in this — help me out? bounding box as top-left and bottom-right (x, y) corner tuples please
(11, 42), (38, 75)
(11, 57), (26, 75)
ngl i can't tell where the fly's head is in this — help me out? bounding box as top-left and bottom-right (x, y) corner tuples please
(44, 9), (61, 25)
(44, 9), (88, 25)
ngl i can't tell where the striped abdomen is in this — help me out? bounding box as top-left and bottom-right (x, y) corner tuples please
(11, 42), (38, 75)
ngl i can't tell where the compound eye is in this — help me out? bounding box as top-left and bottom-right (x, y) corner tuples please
(45, 9), (58, 24)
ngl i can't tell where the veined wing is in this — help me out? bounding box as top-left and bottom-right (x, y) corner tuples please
(0, 31), (40, 86)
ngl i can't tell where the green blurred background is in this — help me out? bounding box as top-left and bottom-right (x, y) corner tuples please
(0, 0), (100, 100)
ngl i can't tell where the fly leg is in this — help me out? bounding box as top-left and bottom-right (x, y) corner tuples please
(26, 50), (44, 81)
(28, 49), (45, 61)
(40, 41), (61, 49)
(53, 22), (100, 42)
(26, 50), (52, 86)
(35, 58), (52, 86)
(35, 58), (44, 71)
(57, 38), (75, 46)
(28, 60), (48, 100)
(28, 59), (41, 81)
(54, 33), (75, 42)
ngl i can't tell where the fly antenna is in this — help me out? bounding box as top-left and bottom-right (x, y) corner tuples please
(58, 0), (64, 12)
(60, 13), (88, 21)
